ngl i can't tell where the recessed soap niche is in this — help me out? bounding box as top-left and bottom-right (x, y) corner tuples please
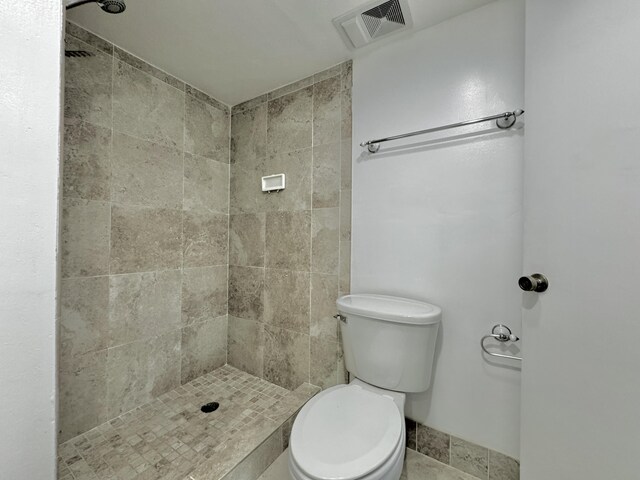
(262, 173), (286, 193)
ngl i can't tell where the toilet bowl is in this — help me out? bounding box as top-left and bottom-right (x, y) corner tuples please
(289, 379), (406, 480)
(288, 294), (441, 480)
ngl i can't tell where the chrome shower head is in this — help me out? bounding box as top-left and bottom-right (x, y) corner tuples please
(99, 0), (126, 14)
(65, 0), (126, 14)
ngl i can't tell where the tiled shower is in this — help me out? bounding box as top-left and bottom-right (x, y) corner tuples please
(59, 19), (352, 476)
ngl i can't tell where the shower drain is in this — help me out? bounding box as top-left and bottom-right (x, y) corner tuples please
(200, 402), (220, 413)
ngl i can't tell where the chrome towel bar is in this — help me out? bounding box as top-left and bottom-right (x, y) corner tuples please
(481, 324), (522, 361)
(360, 109), (525, 153)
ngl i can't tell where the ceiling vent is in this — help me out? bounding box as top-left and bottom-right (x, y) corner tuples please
(333, 0), (413, 49)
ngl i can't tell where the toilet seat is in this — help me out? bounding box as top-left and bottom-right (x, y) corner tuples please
(290, 384), (403, 480)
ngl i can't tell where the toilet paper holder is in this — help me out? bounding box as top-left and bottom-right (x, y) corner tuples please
(481, 324), (522, 361)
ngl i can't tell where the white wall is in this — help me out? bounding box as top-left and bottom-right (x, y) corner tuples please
(351, 0), (524, 457)
(0, 0), (63, 477)
(520, 1), (640, 478)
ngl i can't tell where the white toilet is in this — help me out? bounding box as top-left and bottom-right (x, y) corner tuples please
(289, 294), (441, 480)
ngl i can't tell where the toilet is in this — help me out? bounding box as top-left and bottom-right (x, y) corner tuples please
(289, 294), (442, 480)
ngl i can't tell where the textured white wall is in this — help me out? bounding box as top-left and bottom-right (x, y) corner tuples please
(0, 0), (63, 476)
(351, 0), (524, 458)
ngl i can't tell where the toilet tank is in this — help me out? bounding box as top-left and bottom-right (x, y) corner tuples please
(337, 294), (441, 393)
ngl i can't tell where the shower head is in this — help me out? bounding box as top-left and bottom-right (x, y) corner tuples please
(65, 0), (126, 14)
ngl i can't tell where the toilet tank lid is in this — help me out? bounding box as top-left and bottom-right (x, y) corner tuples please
(337, 294), (441, 325)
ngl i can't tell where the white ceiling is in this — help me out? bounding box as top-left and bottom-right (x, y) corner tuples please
(68, 0), (496, 106)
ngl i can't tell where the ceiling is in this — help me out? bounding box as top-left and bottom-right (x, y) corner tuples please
(68, 0), (496, 106)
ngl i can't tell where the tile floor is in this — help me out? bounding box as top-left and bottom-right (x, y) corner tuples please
(57, 365), (312, 480)
(259, 448), (480, 480)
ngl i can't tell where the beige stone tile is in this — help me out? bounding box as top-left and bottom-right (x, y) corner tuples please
(406, 419), (417, 450)
(310, 337), (338, 390)
(113, 60), (184, 149)
(228, 316), (264, 378)
(111, 132), (183, 208)
(106, 331), (181, 418)
(265, 211), (311, 271)
(181, 316), (228, 383)
(64, 36), (112, 128)
(417, 424), (450, 464)
(264, 148), (312, 212)
(66, 21), (112, 55)
(312, 208), (339, 275)
(230, 160), (266, 214)
(108, 270), (181, 346)
(339, 240), (351, 294)
(110, 204), (182, 274)
(61, 198), (110, 278)
(232, 94), (267, 115)
(223, 428), (282, 480)
(184, 153), (229, 213)
(182, 210), (228, 267)
(60, 276), (109, 358)
(231, 103), (267, 165)
(185, 94), (230, 163)
(341, 87), (352, 140)
(401, 449), (480, 480)
(58, 349), (108, 443)
(267, 87), (313, 156)
(314, 64), (342, 83)
(186, 84), (230, 114)
(229, 213), (265, 267)
(63, 122), (111, 201)
(489, 450), (520, 480)
(228, 266), (264, 321)
(181, 266), (228, 326)
(264, 269), (310, 334)
(312, 142), (340, 208)
(341, 137), (352, 190)
(264, 324), (310, 390)
(310, 273), (339, 339)
(313, 76), (341, 147)
(267, 76), (313, 101)
(340, 188), (352, 241)
(341, 61), (353, 91)
(114, 46), (184, 91)
(451, 436), (489, 479)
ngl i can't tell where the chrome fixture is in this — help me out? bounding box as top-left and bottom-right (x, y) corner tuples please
(65, 0), (126, 14)
(518, 273), (548, 292)
(481, 324), (522, 361)
(360, 109), (524, 153)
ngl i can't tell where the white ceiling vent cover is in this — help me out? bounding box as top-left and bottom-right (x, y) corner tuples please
(333, 0), (413, 50)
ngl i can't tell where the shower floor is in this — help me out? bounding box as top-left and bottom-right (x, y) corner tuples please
(57, 365), (318, 480)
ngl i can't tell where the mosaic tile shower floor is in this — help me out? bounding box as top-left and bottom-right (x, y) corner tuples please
(58, 365), (309, 480)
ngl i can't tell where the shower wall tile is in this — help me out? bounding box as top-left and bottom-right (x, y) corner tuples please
(341, 60), (353, 91)
(182, 210), (228, 267)
(228, 316), (264, 377)
(228, 61), (351, 391)
(263, 148), (312, 212)
(58, 349), (108, 443)
(61, 198), (111, 278)
(341, 87), (353, 140)
(181, 315), (228, 383)
(60, 276), (109, 359)
(61, 22), (231, 441)
(231, 103), (267, 165)
(267, 86), (313, 156)
(313, 76), (342, 147)
(229, 213), (266, 267)
(264, 269), (310, 334)
(265, 210), (311, 271)
(64, 35), (113, 129)
(181, 266), (228, 326)
(312, 142), (340, 208)
(108, 270), (182, 346)
(110, 132), (183, 208)
(63, 122), (111, 201)
(113, 60), (184, 149)
(184, 153), (230, 214)
(185, 93), (230, 163)
(110, 204), (182, 273)
(263, 325), (310, 390)
(311, 207), (340, 275)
